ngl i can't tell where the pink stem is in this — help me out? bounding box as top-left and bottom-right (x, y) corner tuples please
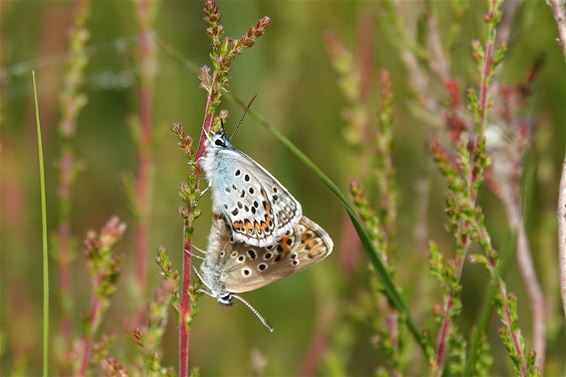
(559, 156), (566, 320)
(498, 278), (527, 376)
(297, 332), (331, 377)
(134, 0), (154, 307)
(178, 78), (216, 377)
(433, 296), (453, 376)
(500, 188), (545, 369)
(179, 230), (192, 377)
(432, 256), (464, 376)
(76, 274), (103, 377)
(546, 0), (566, 321)
(478, 41), (494, 131)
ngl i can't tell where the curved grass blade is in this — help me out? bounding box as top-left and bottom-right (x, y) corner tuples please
(225, 91), (427, 354)
(154, 35), (427, 354)
(33, 70), (49, 377)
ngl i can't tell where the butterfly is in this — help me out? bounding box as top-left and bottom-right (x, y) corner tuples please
(196, 214), (333, 331)
(200, 128), (302, 248)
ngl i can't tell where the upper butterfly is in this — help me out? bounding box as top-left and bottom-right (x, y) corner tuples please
(200, 130), (302, 247)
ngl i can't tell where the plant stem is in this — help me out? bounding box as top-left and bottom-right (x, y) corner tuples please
(179, 224), (192, 377)
(432, 255), (466, 377)
(546, 0), (566, 320)
(463, 229), (516, 377)
(77, 274), (102, 377)
(547, 0), (566, 62)
(560, 156), (566, 320)
(133, 0), (156, 310)
(55, 1), (90, 365)
(474, 221), (529, 376)
(33, 70), (49, 377)
(178, 72), (216, 377)
(500, 189), (545, 368)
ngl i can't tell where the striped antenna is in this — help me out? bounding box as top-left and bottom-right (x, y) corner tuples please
(229, 94), (257, 141)
(232, 294), (274, 332)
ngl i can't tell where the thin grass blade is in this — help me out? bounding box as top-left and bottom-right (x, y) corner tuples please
(33, 70), (49, 377)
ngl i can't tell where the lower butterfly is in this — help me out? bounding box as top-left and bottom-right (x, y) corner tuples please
(196, 214), (333, 331)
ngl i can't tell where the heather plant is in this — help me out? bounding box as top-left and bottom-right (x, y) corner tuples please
(127, 0), (160, 317)
(76, 217), (126, 376)
(326, 31), (409, 371)
(2, 1), (565, 376)
(51, 1), (90, 371)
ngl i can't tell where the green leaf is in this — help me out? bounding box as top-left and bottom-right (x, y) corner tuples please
(33, 70), (50, 377)
(225, 91), (427, 355)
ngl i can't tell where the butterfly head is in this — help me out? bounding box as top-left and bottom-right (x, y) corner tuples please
(217, 293), (233, 306)
(210, 131), (232, 149)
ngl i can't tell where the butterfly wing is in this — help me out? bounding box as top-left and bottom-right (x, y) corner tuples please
(207, 148), (302, 247)
(219, 216), (333, 293)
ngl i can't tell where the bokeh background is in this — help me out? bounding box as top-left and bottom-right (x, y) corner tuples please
(1, 1), (565, 376)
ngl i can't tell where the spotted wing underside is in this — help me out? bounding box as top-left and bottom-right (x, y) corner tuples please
(211, 216), (333, 294)
(215, 152), (302, 247)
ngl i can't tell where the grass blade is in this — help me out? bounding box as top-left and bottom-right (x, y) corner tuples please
(224, 91), (427, 354)
(155, 35), (427, 354)
(33, 70), (49, 377)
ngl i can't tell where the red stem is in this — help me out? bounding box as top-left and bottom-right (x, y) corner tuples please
(497, 278), (527, 376)
(433, 296), (453, 375)
(134, 0), (153, 309)
(179, 230), (192, 377)
(478, 41), (494, 131)
(432, 256), (464, 376)
(178, 79), (216, 377)
(76, 274), (103, 377)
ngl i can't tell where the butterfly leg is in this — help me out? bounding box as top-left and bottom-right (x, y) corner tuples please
(202, 127), (212, 142)
(197, 183), (211, 202)
(187, 243), (206, 257)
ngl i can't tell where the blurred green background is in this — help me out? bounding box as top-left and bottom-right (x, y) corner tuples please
(1, 1), (565, 376)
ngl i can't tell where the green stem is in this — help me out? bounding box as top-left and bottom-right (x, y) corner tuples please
(33, 70), (49, 377)
(463, 229), (517, 377)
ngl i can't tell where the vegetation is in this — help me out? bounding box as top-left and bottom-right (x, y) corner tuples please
(1, 0), (565, 376)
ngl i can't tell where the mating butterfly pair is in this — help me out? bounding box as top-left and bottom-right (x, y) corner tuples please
(197, 129), (334, 331)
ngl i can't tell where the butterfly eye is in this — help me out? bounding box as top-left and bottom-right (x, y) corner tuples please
(219, 294), (232, 305)
(215, 139), (224, 147)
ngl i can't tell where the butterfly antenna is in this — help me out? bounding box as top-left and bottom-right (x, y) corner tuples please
(229, 94), (257, 141)
(232, 294), (274, 333)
